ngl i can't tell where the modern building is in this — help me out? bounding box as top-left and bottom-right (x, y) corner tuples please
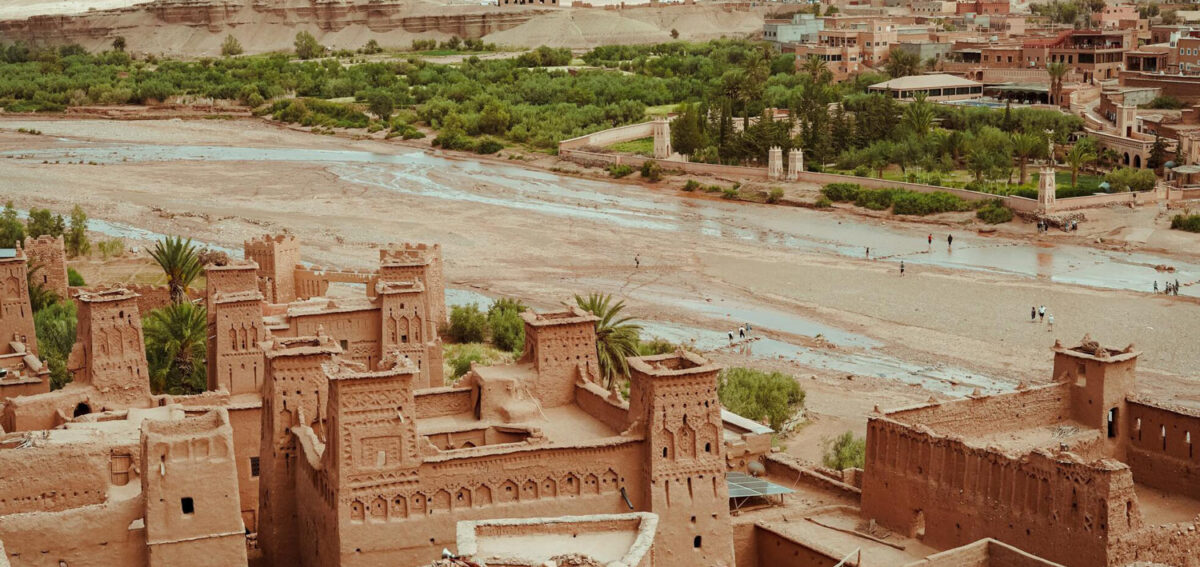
(763, 13), (824, 48)
(868, 73), (985, 101)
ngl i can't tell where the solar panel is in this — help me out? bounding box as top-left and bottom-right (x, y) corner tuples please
(726, 471), (794, 499)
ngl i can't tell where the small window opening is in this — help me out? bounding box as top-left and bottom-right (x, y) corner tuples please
(693, 536), (702, 548)
(1107, 408), (1118, 438)
(250, 456), (260, 477)
(181, 497), (195, 515)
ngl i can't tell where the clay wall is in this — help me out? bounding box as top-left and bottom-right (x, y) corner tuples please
(574, 381), (631, 431)
(753, 523), (854, 566)
(519, 311), (600, 409)
(0, 256), (36, 355)
(763, 453), (861, 498)
(862, 416), (1139, 567)
(0, 387), (87, 432)
(1110, 519), (1200, 567)
(0, 440), (123, 515)
(0, 493), (147, 567)
(1124, 399), (1200, 499)
(327, 440), (647, 566)
(415, 387), (474, 418)
(293, 267), (377, 301)
(141, 409), (247, 567)
(69, 290), (153, 408)
(23, 235), (68, 301)
(282, 308), (382, 369)
(903, 538), (1067, 566)
(244, 234), (300, 304)
(558, 122), (656, 151)
(885, 384), (1072, 434)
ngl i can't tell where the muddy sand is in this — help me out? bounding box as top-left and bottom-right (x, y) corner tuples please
(2, 117), (1198, 463)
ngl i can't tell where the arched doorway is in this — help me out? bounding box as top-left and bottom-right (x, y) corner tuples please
(1134, 155), (1142, 168)
(1124, 152), (1130, 165)
(73, 402), (91, 417)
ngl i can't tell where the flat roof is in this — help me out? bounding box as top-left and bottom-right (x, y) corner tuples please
(869, 73), (983, 90)
(0, 249), (15, 259)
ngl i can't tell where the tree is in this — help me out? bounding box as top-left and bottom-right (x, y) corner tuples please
(1066, 139), (1097, 188)
(0, 201), (24, 248)
(294, 31), (324, 60)
(34, 300), (76, 390)
(1047, 62), (1068, 107)
(1011, 131), (1046, 185)
(671, 103), (706, 157)
(143, 303), (207, 395)
(367, 90), (395, 120)
(884, 47), (921, 78)
(1148, 133), (1168, 170)
(801, 55), (832, 85)
(487, 298), (526, 353)
(26, 208), (65, 238)
(112, 36), (126, 52)
(149, 236), (202, 304)
(900, 92), (934, 138)
(221, 35), (244, 57)
(1104, 167), (1156, 192)
(574, 292), (641, 389)
(447, 303), (487, 343)
(822, 431), (866, 470)
(717, 367), (805, 431)
(65, 205), (89, 257)
(361, 39), (382, 54)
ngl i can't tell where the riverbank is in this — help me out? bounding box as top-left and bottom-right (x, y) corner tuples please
(2, 115), (1198, 466)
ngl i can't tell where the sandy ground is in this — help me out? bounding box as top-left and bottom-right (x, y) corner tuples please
(2, 116), (1198, 465)
(0, 0), (150, 19)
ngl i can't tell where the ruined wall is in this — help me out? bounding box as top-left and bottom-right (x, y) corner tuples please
(1110, 519), (1200, 567)
(23, 235), (68, 301)
(574, 380), (630, 432)
(1125, 399), (1200, 499)
(862, 416), (1139, 567)
(414, 387), (474, 418)
(282, 309), (381, 369)
(0, 493), (147, 567)
(885, 384), (1072, 433)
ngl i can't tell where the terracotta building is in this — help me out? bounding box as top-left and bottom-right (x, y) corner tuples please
(0, 245), (49, 398)
(861, 336), (1200, 567)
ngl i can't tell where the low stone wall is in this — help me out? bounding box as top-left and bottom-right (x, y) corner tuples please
(559, 122), (656, 151)
(763, 453), (861, 499)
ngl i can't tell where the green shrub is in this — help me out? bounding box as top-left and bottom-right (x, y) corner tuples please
(718, 367), (805, 432)
(976, 200), (1013, 224)
(221, 35), (244, 57)
(294, 31), (324, 60)
(486, 298), (527, 353)
(608, 164), (634, 178)
(705, 184), (723, 193)
(443, 343), (514, 381)
(1171, 213), (1200, 233)
(34, 300), (76, 390)
(474, 138), (504, 154)
(1104, 167), (1157, 193)
(67, 267), (85, 286)
(822, 431), (866, 470)
(854, 188), (898, 210)
(814, 196), (832, 208)
(682, 179), (700, 192)
(640, 160), (662, 182)
(447, 303), (487, 343)
(766, 187), (784, 204)
(821, 182), (862, 202)
(267, 98), (368, 129)
(97, 238), (124, 259)
(721, 187), (740, 200)
(636, 338), (678, 356)
(891, 191), (970, 215)
(1146, 95), (1184, 109)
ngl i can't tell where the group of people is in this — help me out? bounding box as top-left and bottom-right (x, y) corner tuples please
(1031, 305), (1054, 331)
(1036, 219), (1079, 233)
(728, 324), (753, 343)
(1154, 280), (1182, 296)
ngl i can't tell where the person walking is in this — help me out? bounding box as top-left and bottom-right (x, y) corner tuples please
(635, 254), (640, 269)
(1031, 306), (1037, 322)
(900, 261), (905, 275)
(1038, 305), (1045, 322)
(728, 330), (734, 344)
(1047, 313), (1054, 332)
(947, 234), (954, 247)
(866, 247), (870, 259)
(927, 234), (932, 246)
(738, 326), (746, 339)
(1176, 279), (1181, 295)
(1154, 281), (1159, 294)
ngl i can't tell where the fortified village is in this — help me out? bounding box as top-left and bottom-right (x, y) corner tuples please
(0, 234), (1197, 567)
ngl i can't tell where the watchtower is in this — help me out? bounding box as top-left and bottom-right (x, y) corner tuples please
(244, 234), (300, 304)
(205, 261), (265, 394)
(23, 235), (68, 300)
(517, 307), (600, 408)
(628, 351), (734, 566)
(0, 246), (36, 356)
(1053, 335), (1140, 456)
(141, 409), (248, 567)
(69, 288), (152, 408)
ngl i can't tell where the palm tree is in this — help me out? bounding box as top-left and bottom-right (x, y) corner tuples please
(1047, 62), (1068, 107)
(150, 236), (202, 304)
(574, 292), (642, 390)
(901, 92), (935, 138)
(802, 55), (832, 85)
(885, 47), (922, 78)
(143, 302), (208, 395)
(1066, 142), (1097, 188)
(1011, 132), (1046, 185)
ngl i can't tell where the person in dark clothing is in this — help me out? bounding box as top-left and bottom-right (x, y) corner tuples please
(900, 261), (905, 275)
(1031, 306), (1037, 322)
(947, 234), (954, 246)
